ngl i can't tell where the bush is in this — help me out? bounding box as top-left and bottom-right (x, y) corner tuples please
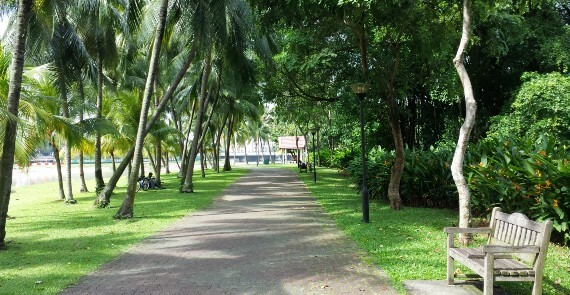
(347, 146), (457, 208)
(341, 134), (570, 245)
(466, 135), (570, 245)
(316, 147), (332, 167)
(329, 147), (358, 169)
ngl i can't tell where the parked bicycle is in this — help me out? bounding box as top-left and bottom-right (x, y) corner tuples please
(137, 175), (150, 192)
(137, 173), (157, 192)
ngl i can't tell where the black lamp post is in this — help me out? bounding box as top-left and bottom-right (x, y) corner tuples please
(351, 83), (370, 223)
(310, 127), (317, 183)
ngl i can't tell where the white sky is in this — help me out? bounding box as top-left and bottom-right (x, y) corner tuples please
(0, 17), (7, 36)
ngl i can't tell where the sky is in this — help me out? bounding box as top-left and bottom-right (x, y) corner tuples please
(0, 16), (7, 36)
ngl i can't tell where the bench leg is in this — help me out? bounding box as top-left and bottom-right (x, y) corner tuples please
(483, 254), (494, 295)
(532, 276), (543, 295)
(447, 255), (454, 285)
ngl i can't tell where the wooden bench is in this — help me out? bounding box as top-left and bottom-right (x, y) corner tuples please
(444, 207), (552, 295)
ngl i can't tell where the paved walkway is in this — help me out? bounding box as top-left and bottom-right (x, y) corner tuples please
(61, 168), (397, 295)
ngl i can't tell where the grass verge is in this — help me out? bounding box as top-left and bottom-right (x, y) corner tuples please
(296, 166), (569, 295)
(0, 168), (248, 295)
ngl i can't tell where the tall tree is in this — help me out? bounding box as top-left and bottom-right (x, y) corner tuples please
(115, 0), (169, 218)
(0, 0), (33, 250)
(451, 0), (476, 244)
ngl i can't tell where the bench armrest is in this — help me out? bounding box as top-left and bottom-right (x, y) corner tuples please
(444, 227), (492, 234)
(482, 245), (540, 254)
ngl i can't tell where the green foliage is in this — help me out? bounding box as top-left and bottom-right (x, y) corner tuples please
(347, 146), (456, 208)
(489, 72), (570, 142)
(467, 135), (570, 244)
(339, 133), (570, 245)
(328, 147), (358, 169)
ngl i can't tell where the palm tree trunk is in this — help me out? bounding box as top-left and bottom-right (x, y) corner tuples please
(179, 99), (197, 179)
(223, 115), (234, 171)
(244, 144), (248, 165)
(94, 56), (105, 193)
(164, 151), (170, 174)
(77, 70), (88, 193)
(155, 138), (162, 186)
(0, 0), (32, 250)
(115, 0), (169, 219)
(200, 144), (206, 177)
(52, 141), (66, 200)
(255, 139), (260, 166)
(110, 150), (116, 172)
(79, 151), (88, 192)
(181, 47), (212, 193)
(452, 0), (476, 245)
(59, 76), (76, 204)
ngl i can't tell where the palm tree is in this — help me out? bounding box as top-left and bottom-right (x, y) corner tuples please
(115, 0), (169, 218)
(0, 0), (33, 250)
(73, 0), (135, 193)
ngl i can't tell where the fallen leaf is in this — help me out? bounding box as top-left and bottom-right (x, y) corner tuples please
(35, 281), (43, 284)
(554, 278), (562, 285)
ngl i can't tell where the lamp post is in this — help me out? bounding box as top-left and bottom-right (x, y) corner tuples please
(351, 83), (370, 223)
(310, 127), (317, 183)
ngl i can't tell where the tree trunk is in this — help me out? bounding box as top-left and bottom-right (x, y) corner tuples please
(384, 34), (404, 210)
(452, 0), (476, 245)
(179, 99), (197, 179)
(52, 141), (66, 200)
(77, 70), (88, 193)
(164, 151), (170, 174)
(255, 139), (259, 166)
(59, 74), (76, 204)
(223, 115), (234, 171)
(110, 150), (116, 172)
(215, 113), (229, 172)
(94, 56), (106, 193)
(79, 150), (88, 192)
(155, 138), (162, 186)
(0, 0), (32, 250)
(114, 0), (169, 219)
(387, 104), (403, 210)
(181, 47), (212, 193)
(200, 144), (206, 177)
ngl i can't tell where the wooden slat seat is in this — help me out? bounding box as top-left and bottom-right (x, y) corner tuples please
(444, 207), (552, 295)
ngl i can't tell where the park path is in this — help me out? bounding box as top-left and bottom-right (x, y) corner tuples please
(61, 167), (397, 295)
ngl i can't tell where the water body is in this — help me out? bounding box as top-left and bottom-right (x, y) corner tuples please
(12, 163), (117, 187)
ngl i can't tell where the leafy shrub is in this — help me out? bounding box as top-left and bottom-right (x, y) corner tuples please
(329, 147), (358, 169)
(317, 147), (332, 167)
(466, 135), (570, 245)
(347, 146), (457, 207)
(346, 147), (392, 200)
(401, 148), (457, 208)
(342, 134), (569, 245)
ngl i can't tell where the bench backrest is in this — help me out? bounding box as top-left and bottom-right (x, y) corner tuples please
(488, 207), (552, 269)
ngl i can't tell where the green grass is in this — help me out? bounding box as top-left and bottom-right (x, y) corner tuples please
(0, 168), (248, 295)
(295, 166), (570, 295)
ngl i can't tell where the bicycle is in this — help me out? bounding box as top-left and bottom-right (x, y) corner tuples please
(137, 175), (150, 192)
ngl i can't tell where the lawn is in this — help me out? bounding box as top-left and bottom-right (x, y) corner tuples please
(0, 168), (247, 295)
(296, 166), (570, 295)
